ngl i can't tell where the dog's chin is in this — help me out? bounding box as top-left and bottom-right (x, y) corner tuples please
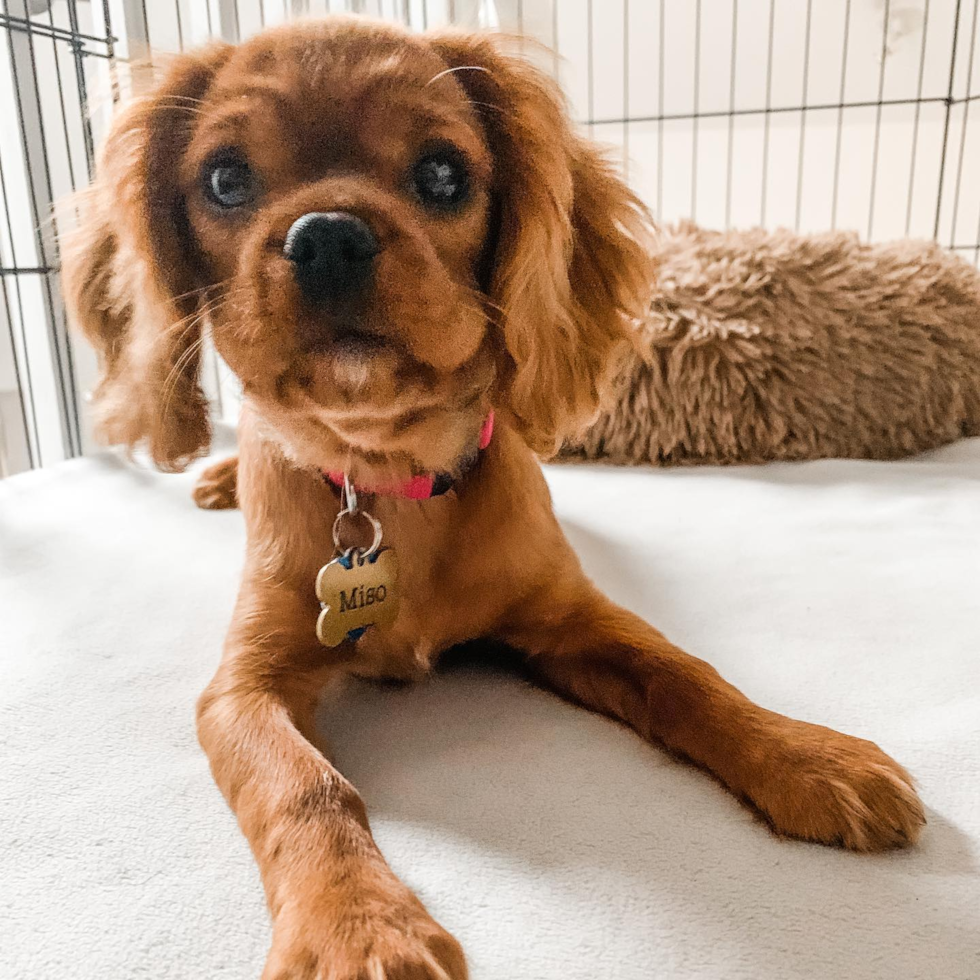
(256, 402), (481, 486)
(306, 345), (408, 402)
(325, 341), (383, 392)
(241, 310), (494, 477)
(258, 359), (488, 480)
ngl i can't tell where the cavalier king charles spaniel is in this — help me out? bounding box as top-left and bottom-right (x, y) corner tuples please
(63, 16), (924, 980)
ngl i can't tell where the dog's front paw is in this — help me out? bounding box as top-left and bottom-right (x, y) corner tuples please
(192, 455), (238, 510)
(263, 893), (467, 980)
(745, 718), (925, 851)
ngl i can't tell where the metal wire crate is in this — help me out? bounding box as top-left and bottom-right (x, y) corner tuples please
(2, 0), (979, 477)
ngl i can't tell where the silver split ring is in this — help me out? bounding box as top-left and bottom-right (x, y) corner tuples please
(332, 506), (383, 560)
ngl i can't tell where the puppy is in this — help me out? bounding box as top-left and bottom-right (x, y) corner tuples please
(63, 17), (925, 980)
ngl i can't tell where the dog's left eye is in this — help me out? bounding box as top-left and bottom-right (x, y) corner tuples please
(204, 154), (256, 209)
(411, 149), (469, 210)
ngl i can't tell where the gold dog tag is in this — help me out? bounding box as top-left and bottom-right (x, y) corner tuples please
(315, 547), (399, 647)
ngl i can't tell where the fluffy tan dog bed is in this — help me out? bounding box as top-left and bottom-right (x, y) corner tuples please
(564, 224), (980, 465)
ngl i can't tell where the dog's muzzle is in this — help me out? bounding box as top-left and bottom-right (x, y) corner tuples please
(284, 211), (379, 305)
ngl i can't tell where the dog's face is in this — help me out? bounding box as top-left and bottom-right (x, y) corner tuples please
(185, 24), (497, 476)
(64, 18), (653, 478)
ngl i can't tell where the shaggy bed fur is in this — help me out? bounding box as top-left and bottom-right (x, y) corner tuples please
(564, 224), (980, 466)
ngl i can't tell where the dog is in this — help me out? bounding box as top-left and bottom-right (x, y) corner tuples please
(63, 17), (925, 980)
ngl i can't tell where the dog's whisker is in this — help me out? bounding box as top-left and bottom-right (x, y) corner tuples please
(152, 298), (232, 412)
(168, 280), (232, 307)
(159, 334), (205, 422)
(465, 98), (510, 117)
(425, 64), (492, 86)
(151, 103), (208, 117)
(155, 295), (236, 417)
(151, 290), (247, 417)
(149, 94), (207, 105)
(155, 297), (225, 351)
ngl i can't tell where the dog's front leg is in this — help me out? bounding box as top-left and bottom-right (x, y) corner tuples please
(505, 583), (924, 852)
(197, 581), (466, 980)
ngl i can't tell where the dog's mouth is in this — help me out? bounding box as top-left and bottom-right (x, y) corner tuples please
(332, 324), (389, 359)
(301, 319), (390, 360)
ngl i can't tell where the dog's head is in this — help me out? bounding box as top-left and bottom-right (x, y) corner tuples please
(64, 17), (653, 479)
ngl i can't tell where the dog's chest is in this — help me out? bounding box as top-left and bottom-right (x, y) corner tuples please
(331, 510), (506, 680)
(342, 560), (471, 680)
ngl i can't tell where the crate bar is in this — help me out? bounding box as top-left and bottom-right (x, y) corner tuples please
(115, 0), (150, 73)
(867, 0), (891, 240)
(724, 0), (737, 230)
(549, 0), (557, 76)
(760, 0), (775, 226)
(4, 0), (80, 460)
(691, 0), (700, 221)
(948, 0), (980, 248)
(934, 0), (964, 239)
(656, 0), (664, 219)
(174, 0), (185, 50)
(830, 0), (852, 230)
(0, 153), (37, 469)
(906, 0), (933, 236)
(585, 0), (593, 136)
(622, 0), (630, 182)
(214, 0), (241, 42)
(0, 12), (114, 51)
(794, 0), (813, 232)
(45, 3), (79, 193)
(588, 95), (953, 130)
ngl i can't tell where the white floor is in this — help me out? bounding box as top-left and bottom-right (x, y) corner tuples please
(2, 434), (979, 979)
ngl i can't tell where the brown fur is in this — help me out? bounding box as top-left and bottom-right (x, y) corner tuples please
(62, 18), (925, 980)
(193, 453), (239, 509)
(565, 223), (980, 466)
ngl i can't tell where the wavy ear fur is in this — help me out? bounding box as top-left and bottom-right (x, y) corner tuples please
(62, 44), (232, 471)
(429, 33), (655, 455)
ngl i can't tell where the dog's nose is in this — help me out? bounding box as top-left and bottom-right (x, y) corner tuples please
(283, 212), (379, 304)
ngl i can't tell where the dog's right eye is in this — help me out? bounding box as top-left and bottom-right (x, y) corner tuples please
(204, 154), (256, 209)
(411, 147), (470, 211)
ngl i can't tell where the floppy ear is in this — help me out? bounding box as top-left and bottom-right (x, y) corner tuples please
(428, 33), (655, 455)
(62, 44), (232, 471)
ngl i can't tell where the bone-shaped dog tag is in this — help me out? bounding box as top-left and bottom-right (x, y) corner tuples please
(315, 548), (399, 647)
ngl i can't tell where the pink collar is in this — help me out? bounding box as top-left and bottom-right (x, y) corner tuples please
(324, 412), (494, 501)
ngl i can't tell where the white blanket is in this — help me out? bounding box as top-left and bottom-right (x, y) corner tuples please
(2, 432), (979, 980)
